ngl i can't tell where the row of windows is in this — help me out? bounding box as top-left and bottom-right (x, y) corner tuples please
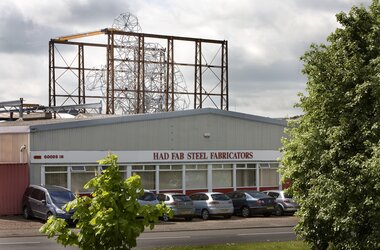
(43, 163), (280, 193)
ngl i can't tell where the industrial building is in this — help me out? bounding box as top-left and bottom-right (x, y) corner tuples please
(0, 108), (286, 215)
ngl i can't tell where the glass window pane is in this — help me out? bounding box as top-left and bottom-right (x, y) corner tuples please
(45, 166), (67, 172)
(197, 164), (207, 170)
(223, 164), (232, 169)
(144, 165), (155, 171)
(132, 165), (143, 170)
(71, 166), (85, 171)
(159, 171), (182, 190)
(86, 166), (97, 172)
(269, 163), (279, 168)
(133, 171), (155, 190)
(236, 164), (246, 169)
(119, 166), (127, 171)
(172, 165), (182, 170)
(236, 169), (256, 187)
(45, 173), (67, 188)
(185, 165), (196, 170)
(260, 168), (279, 186)
(71, 172), (97, 193)
(212, 164), (223, 169)
(247, 164), (256, 169)
(159, 165), (170, 170)
(212, 170), (232, 188)
(186, 171), (207, 189)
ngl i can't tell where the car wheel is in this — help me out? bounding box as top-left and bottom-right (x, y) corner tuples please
(162, 213), (169, 222)
(23, 206), (30, 220)
(275, 205), (284, 216)
(241, 206), (250, 217)
(201, 209), (209, 220)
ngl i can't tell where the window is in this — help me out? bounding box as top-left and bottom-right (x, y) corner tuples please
(212, 164), (232, 188)
(156, 194), (167, 202)
(268, 192), (279, 198)
(200, 194), (209, 200)
(31, 189), (45, 201)
(159, 165), (182, 190)
(236, 163), (257, 187)
(260, 168), (279, 187)
(71, 166), (98, 193)
(186, 170), (207, 189)
(236, 169), (256, 187)
(133, 172), (155, 190)
(133, 165), (156, 190)
(173, 195), (191, 202)
(45, 166), (68, 188)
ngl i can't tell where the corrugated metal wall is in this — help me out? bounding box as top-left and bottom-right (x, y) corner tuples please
(30, 114), (285, 151)
(0, 164), (29, 215)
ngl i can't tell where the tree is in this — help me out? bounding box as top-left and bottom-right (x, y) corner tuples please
(40, 153), (171, 250)
(280, 1), (380, 249)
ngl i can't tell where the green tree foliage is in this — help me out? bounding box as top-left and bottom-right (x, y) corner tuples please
(40, 153), (171, 250)
(281, 1), (380, 249)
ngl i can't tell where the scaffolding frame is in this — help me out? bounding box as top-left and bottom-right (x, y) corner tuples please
(49, 28), (228, 114)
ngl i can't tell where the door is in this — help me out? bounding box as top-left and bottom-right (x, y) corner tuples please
(30, 189), (48, 219)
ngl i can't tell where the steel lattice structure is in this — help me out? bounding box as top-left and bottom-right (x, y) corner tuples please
(49, 13), (228, 115)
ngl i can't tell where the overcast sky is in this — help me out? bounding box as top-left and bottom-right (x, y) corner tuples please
(0, 0), (371, 118)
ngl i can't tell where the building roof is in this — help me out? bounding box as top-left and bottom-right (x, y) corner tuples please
(0, 108), (287, 133)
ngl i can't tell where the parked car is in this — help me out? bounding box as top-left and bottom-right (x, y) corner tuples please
(189, 192), (234, 220)
(22, 185), (76, 221)
(263, 190), (300, 216)
(156, 193), (195, 221)
(137, 190), (159, 206)
(226, 190), (276, 217)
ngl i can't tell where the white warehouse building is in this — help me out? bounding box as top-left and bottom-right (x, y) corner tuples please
(0, 108), (287, 198)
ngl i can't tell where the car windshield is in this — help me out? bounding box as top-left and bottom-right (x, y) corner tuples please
(173, 195), (191, 202)
(49, 190), (75, 204)
(139, 192), (157, 201)
(246, 191), (269, 199)
(211, 194), (230, 201)
(284, 193), (293, 199)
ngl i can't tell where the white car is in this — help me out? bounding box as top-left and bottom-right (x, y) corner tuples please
(189, 192), (234, 220)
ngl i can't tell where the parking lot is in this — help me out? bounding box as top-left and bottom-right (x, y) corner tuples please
(0, 215), (298, 238)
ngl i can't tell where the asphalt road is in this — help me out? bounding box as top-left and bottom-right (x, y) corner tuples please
(0, 215), (298, 249)
(136, 226), (296, 249)
(0, 225), (296, 250)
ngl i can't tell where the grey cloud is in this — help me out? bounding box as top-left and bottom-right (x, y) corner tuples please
(229, 56), (305, 91)
(0, 5), (66, 54)
(293, 0), (371, 12)
(63, 0), (133, 28)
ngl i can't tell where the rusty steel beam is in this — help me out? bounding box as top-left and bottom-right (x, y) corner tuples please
(49, 28), (229, 115)
(194, 40), (202, 109)
(55, 30), (105, 41)
(106, 32), (115, 114)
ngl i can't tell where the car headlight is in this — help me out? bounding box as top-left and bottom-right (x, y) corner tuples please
(56, 208), (66, 214)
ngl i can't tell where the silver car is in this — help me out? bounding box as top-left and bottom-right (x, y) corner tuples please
(137, 190), (159, 206)
(263, 190), (300, 216)
(189, 192), (234, 220)
(156, 193), (195, 221)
